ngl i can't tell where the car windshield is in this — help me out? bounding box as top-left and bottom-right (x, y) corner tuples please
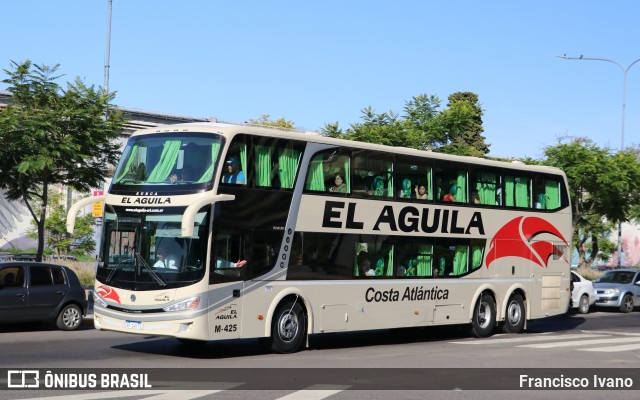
(97, 206), (210, 291)
(111, 133), (223, 192)
(598, 271), (635, 284)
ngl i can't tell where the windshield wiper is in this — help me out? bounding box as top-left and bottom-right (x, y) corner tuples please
(136, 253), (166, 286)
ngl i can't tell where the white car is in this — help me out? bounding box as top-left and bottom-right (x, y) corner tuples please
(570, 271), (596, 314)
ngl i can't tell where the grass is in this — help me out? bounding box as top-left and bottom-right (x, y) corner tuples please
(575, 266), (603, 281)
(60, 261), (96, 287)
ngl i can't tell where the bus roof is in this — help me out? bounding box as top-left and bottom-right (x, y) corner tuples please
(131, 122), (566, 178)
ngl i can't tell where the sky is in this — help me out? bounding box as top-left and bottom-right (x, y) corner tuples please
(2, 0), (640, 159)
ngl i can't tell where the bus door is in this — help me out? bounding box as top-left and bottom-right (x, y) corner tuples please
(208, 228), (246, 339)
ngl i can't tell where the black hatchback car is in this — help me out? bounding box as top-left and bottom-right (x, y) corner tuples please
(0, 262), (88, 330)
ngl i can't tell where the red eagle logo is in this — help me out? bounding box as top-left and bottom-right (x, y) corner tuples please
(486, 216), (568, 268)
(96, 285), (121, 304)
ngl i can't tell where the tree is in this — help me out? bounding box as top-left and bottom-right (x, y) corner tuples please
(541, 137), (640, 267)
(27, 191), (96, 256)
(321, 92), (490, 156)
(436, 92), (490, 156)
(248, 114), (295, 129)
(0, 60), (124, 261)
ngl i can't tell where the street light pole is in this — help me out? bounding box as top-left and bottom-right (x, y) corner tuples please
(558, 54), (640, 267)
(104, 0), (113, 94)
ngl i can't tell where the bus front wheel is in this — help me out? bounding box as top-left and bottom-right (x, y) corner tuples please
(270, 300), (306, 353)
(471, 293), (496, 338)
(502, 293), (525, 333)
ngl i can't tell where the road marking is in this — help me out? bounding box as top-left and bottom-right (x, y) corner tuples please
(450, 333), (608, 345)
(275, 385), (350, 400)
(581, 343), (640, 352)
(519, 337), (640, 349)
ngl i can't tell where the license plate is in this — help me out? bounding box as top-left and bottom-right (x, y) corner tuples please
(126, 320), (143, 330)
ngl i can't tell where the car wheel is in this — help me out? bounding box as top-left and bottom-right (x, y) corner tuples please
(619, 294), (634, 313)
(502, 293), (526, 333)
(56, 304), (82, 331)
(270, 299), (306, 353)
(471, 293), (496, 338)
(578, 294), (590, 314)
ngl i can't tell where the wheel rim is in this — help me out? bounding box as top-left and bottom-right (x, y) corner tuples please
(579, 296), (589, 313)
(507, 301), (521, 325)
(623, 296), (634, 312)
(278, 311), (299, 342)
(63, 307), (80, 328)
(476, 301), (492, 329)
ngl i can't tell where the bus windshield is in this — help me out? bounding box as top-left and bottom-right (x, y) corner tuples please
(111, 133), (223, 191)
(97, 206), (210, 291)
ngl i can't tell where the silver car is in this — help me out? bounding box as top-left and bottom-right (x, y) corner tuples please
(593, 268), (640, 313)
(570, 271), (596, 314)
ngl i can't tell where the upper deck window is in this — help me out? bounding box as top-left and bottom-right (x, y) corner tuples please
(112, 133), (223, 192)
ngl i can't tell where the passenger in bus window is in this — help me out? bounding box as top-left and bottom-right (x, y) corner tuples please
(134, 163), (146, 181)
(443, 184), (458, 202)
(414, 184), (429, 200)
(398, 178), (412, 198)
(154, 246), (178, 270)
(215, 257), (247, 269)
(222, 156), (246, 184)
(369, 176), (385, 196)
(357, 251), (375, 276)
(471, 191), (480, 204)
(329, 173), (347, 193)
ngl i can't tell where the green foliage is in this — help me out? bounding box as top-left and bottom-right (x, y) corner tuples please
(321, 92), (490, 156)
(26, 191), (96, 256)
(0, 60), (124, 261)
(540, 137), (640, 267)
(248, 114), (295, 129)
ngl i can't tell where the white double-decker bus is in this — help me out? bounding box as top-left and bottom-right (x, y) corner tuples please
(68, 122), (572, 353)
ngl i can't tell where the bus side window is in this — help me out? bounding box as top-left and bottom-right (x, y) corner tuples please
(210, 229), (246, 283)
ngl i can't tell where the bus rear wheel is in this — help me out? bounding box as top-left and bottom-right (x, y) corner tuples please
(270, 299), (306, 353)
(471, 293), (496, 338)
(502, 293), (525, 333)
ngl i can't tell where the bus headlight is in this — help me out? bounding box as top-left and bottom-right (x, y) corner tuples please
(163, 296), (201, 312)
(94, 292), (108, 308)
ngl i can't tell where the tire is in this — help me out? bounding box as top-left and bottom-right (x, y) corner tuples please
(578, 294), (590, 314)
(619, 294), (634, 313)
(471, 293), (496, 338)
(270, 299), (306, 353)
(56, 304), (82, 331)
(502, 293), (526, 333)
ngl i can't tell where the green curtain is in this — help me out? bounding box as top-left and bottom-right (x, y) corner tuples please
(453, 245), (468, 275)
(427, 168), (433, 200)
(515, 177), (530, 207)
(545, 180), (560, 209)
(240, 146), (247, 178)
(386, 247), (393, 276)
(416, 244), (433, 277)
(505, 176), (515, 207)
(255, 145), (271, 187)
(305, 156), (325, 191)
(476, 172), (496, 205)
(456, 171), (467, 202)
(114, 144), (139, 183)
(147, 140), (181, 182)
(197, 142), (221, 183)
(344, 157), (350, 192)
(278, 147), (301, 189)
(387, 163), (393, 197)
(471, 245), (484, 269)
